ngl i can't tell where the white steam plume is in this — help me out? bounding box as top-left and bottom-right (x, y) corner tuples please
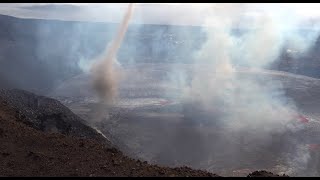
(181, 3), (319, 175)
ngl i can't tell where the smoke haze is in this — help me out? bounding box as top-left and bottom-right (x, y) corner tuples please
(171, 3), (320, 175)
(1, 3), (320, 176)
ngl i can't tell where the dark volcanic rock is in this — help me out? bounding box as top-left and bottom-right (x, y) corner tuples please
(0, 89), (109, 145)
(247, 170), (289, 177)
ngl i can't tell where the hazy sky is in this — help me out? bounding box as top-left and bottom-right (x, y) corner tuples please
(0, 3), (319, 26)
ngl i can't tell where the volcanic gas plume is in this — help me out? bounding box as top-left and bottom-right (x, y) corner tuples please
(48, 3), (320, 176)
(90, 3), (134, 104)
(89, 3), (134, 121)
(179, 4), (319, 175)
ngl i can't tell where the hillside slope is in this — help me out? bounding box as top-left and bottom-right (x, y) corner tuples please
(0, 89), (219, 177)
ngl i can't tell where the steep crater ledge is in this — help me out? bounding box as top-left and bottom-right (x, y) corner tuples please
(0, 89), (110, 145)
